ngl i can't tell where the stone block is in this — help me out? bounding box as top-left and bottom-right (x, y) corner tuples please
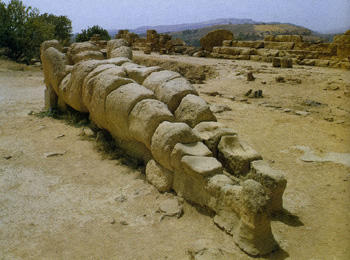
(143, 70), (182, 93)
(89, 74), (134, 129)
(181, 156), (223, 177)
(172, 155), (223, 206)
(174, 94), (217, 128)
(41, 47), (67, 94)
(146, 159), (173, 192)
(106, 83), (155, 140)
(263, 41), (295, 50)
(200, 29), (234, 52)
(151, 121), (202, 171)
(155, 77), (199, 112)
(122, 62), (163, 84)
(272, 57), (293, 68)
(248, 160), (287, 214)
(217, 135), (262, 176)
(129, 99), (174, 148)
(44, 85), (58, 111)
(275, 35), (303, 43)
(67, 42), (99, 65)
(110, 46), (132, 60)
(82, 65), (126, 111)
(264, 35), (275, 42)
(171, 142), (213, 170)
(69, 60), (112, 112)
(73, 50), (104, 64)
(194, 121), (237, 156)
(234, 180), (278, 256)
(233, 41), (264, 49)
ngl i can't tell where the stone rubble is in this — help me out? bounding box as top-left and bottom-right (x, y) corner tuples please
(41, 38), (288, 256)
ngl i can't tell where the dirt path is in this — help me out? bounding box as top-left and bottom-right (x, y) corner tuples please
(0, 57), (349, 259)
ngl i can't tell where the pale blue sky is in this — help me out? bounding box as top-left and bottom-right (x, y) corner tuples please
(3, 0), (350, 33)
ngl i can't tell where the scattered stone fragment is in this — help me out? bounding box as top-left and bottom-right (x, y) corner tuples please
(275, 76), (285, 83)
(283, 108), (293, 113)
(304, 100), (324, 107)
(82, 128), (95, 137)
(120, 220), (129, 225)
(294, 111), (310, 117)
(159, 197), (183, 218)
(115, 194), (127, 203)
(3, 155), (12, 160)
(245, 89), (253, 96)
(44, 151), (66, 158)
(210, 104), (232, 113)
(324, 117), (334, 122)
(55, 134), (65, 139)
(247, 72), (255, 81)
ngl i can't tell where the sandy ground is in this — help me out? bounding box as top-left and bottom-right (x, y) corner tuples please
(0, 54), (349, 260)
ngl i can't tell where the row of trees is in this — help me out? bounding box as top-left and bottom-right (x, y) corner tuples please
(0, 0), (72, 62)
(0, 0), (111, 63)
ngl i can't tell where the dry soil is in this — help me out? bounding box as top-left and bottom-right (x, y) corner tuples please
(0, 54), (349, 260)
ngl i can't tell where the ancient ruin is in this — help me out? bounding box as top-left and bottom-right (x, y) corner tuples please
(41, 38), (288, 256)
(211, 30), (350, 69)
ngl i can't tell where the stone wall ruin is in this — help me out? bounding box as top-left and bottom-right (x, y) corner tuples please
(211, 30), (350, 69)
(41, 38), (288, 256)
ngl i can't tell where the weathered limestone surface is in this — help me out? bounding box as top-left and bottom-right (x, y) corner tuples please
(41, 39), (288, 256)
(146, 159), (173, 192)
(174, 94), (216, 128)
(154, 77), (199, 112)
(41, 47), (68, 94)
(122, 62), (162, 84)
(151, 121), (202, 171)
(171, 142), (213, 170)
(248, 160), (287, 214)
(143, 70), (182, 92)
(211, 32), (350, 69)
(106, 83), (155, 140)
(217, 135), (263, 176)
(129, 99), (174, 148)
(200, 29), (234, 52)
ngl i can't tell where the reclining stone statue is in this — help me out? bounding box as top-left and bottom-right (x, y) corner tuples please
(41, 39), (287, 256)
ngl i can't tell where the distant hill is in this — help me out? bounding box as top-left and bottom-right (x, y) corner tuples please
(166, 23), (315, 47)
(107, 18), (338, 46)
(108, 17), (256, 37)
(131, 18), (256, 34)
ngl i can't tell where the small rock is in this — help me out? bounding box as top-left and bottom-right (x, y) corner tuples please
(245, 89), (253, 97)
(3, 155), (12, 160)
(44, 151), (66, 158)
(82, 128), (95, 137)
(203, 91), (220, 97)
(294, 111), (310, 117)
(324, 117), (334, 122)
(304, 100), (324, 107)
(120, 220), (129, 225)
(275, 76), (285, 83)
(55, 134), (65, 139)
(110, 218), (116, 224)
(283, 108), (293, 113)
(261, 81), (266, 84)
(210, 104), (232, 113)
(115, 195), (127, 203)
(247, 72), (255, 81)
(159, 198), (183, 218)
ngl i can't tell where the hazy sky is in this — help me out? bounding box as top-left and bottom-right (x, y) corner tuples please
(3, 0), (350, 33)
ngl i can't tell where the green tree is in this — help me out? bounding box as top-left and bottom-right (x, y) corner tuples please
(75, 25), (111, 42)
(0, 0), (72, 62)
(40, 13), (72, 46)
